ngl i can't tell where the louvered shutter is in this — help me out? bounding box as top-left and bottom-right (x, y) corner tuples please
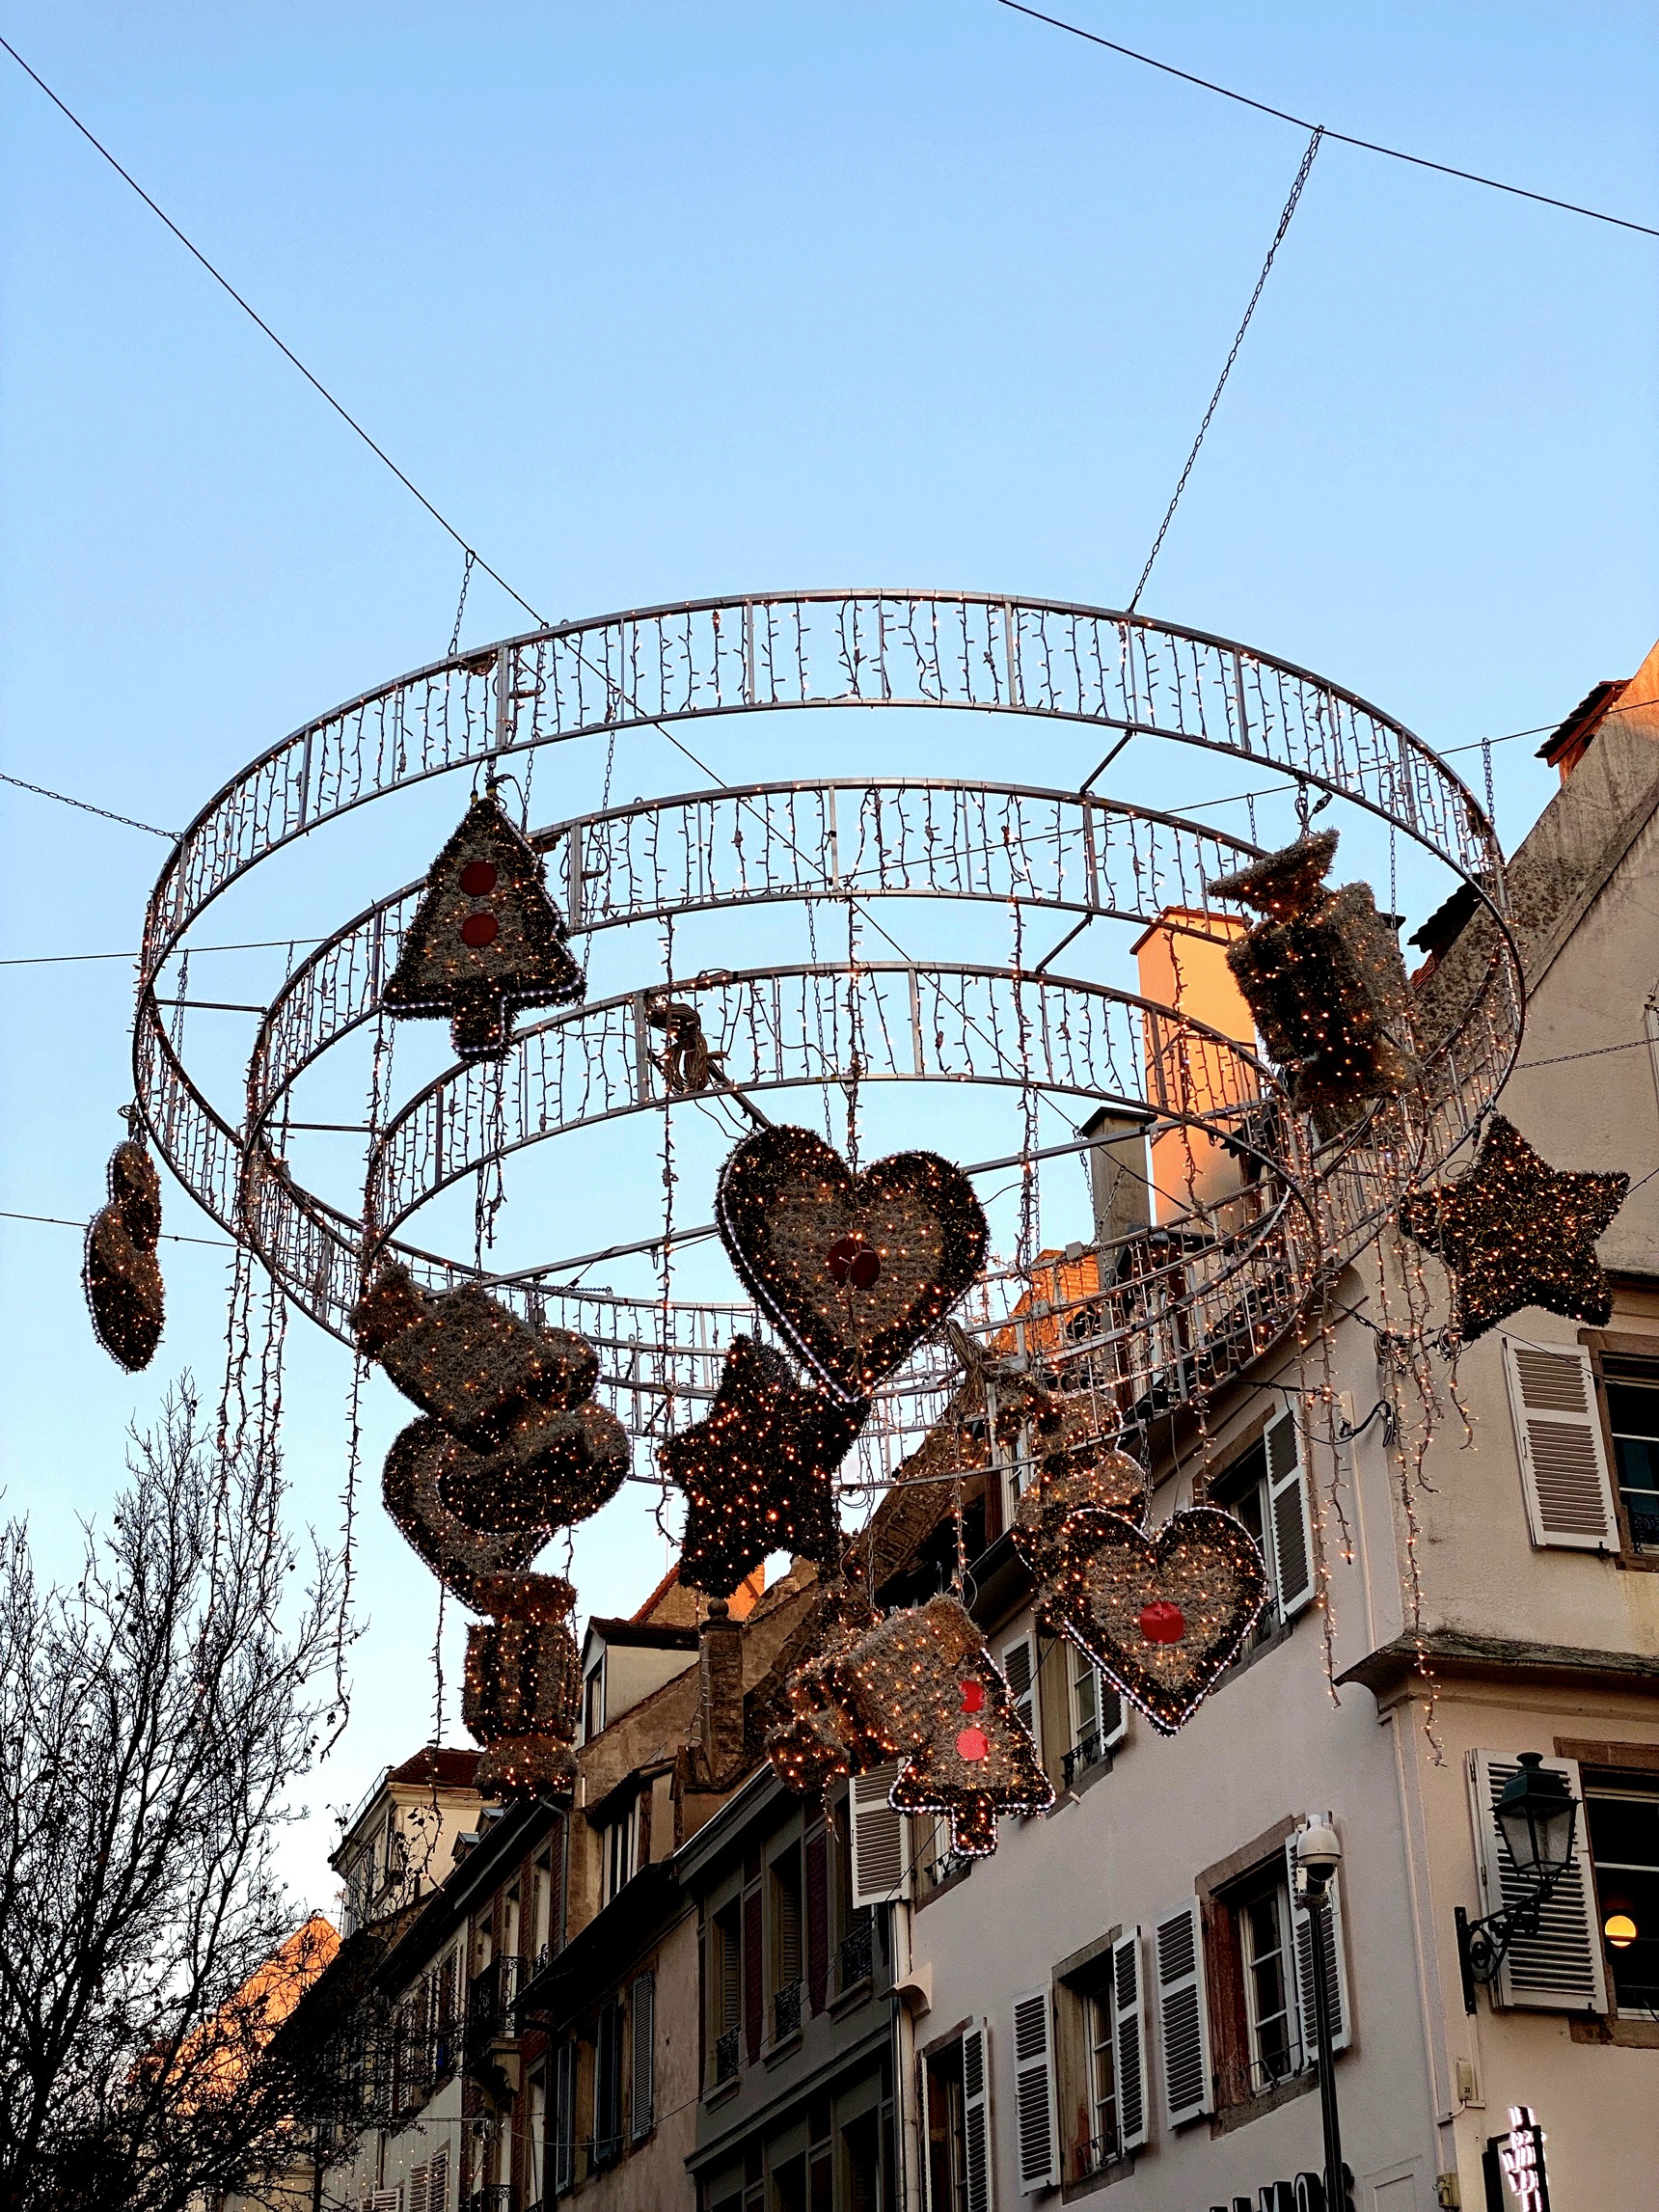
(963, 2019), (994, 2212)
(630, 1970), (655, 2139)
(554, 2039), (578, 2195)
(407, 2166), (429, 2212)
(1467, 1752), (1607, 2011)
(805, 1827), (830, 2013)
(1011, 1987), (1059, 2193)
(1111, 1928), (1149, 2151)
(1265, 1411), (1315, 1617)
(594, 1996), (621, 2160)
(743, 1889), (764, 2062)
(1001, 1632), (1041, 1763)
(428, 2148), (448, 2212)
(1501, 1340), (1619, 1549)
(370, 2194), (401, 2212)
(1285, 1818), (1351, 2056)
(1155, 1901), (1211, 2126)
(850, 1764), (911, 1905)
(1101, 1679), (1129, 1752)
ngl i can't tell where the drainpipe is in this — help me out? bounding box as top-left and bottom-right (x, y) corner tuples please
(889, 1899), (924, 2212)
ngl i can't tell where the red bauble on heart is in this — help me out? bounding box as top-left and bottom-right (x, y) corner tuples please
(717, 1125), (989, 1403)
(1039, 1507), (1267, 1734)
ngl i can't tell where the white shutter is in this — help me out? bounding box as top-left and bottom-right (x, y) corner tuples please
(1101, 1679), (1128, 1752)
(963, 2018), (994, 2212)
(1501, 1340), (1619, 1549)
(1265, 1411), (1315, 1617)
(1467, 1752), (1607, 2011)
(428, 2148), (448, 2212)
(1285, 1817), (1351, 2057)
(1155, 1900), (1211, 2126)
(851, 1764), (912, 1905)
(1111, 1928), (1149, 2151)
(630, 1969), (655, 2139)
(1001, 1631), (1041, 1764)
(370, 2195), (402, 2212)
(407, 2168), (429, 2212)
(1011, 1987), (1059, 2193)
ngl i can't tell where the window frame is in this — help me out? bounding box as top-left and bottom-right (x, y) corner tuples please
(1585, 1334), (1659, 1565)
(598, 1794), (641, 1909)
(1581, 1770), (1659, 2019)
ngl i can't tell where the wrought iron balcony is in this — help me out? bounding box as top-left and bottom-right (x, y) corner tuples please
(772, 1980), (803, 2043)
(713, 2026), (741, 2086)
(837, 1918), (874, 1992)
(461, 2187), (516, 2212)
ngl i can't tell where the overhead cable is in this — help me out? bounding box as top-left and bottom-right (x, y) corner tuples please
(0, 767), (177, 839)
(996, 1), (1659, 242)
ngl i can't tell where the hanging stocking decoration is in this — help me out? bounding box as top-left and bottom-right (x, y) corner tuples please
(381, 788), (584, 1060)
(661, 1334), (866, 1598)
(1038, 1507), (1267, 1735)
(84, 1133), (165, 1371)
(716, 1124), (989, 1403)
(1398, 1112), (1628, 1343)
(1208, 829), (1419, 1139)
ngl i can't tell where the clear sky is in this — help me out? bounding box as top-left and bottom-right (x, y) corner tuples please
(2, 2), (1655, 1914)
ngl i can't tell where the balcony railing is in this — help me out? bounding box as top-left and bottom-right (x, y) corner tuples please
(772, 1980), (803, 2043)
(468, 1955), (530, 2048)
(461, 2187), (516, 2212)
(837, 1919), (874, 1993)
(1074, 2128), (1121, 2179)
(713, 2026), (741, 2086)
(1061, 1732), (1112, 1789)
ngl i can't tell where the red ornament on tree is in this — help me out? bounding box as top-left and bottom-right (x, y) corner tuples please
(1139, 1599), (1186, 1644)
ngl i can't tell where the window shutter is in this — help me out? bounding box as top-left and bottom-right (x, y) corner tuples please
(804, 1827), (830, 2013)
(370, 2195), (401, 2212)
(1155, 1900), (1211, 2126)
(428, 2148), (448, 2212)
(554, 2038), (578, 2195)
(594, 1995), (621, 2160)
(1284, 1817), (1351, 2057)
(1001, 1631), (1041, 1763)
(962, 2018), (994, 2212)
(1265, 1411), (1315, 1617)
(407, 2167), (429, 2212)
(743, 1888), (764, 2062)
(630, 1970), (655, 2140)
(1011, 1987), (1059, 2194)
(1467, 1752), (1607, 2011)
(1112, 1928), (1149, 2151)
(1101, 1679), (1129, 1753)
(1501, 1340), (1618, 1549)
(850, 1764), (911, 1905)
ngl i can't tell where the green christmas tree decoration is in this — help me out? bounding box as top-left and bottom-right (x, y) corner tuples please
(382, 789), (584, 1060)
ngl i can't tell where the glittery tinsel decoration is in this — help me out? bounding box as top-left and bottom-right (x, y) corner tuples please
(716, 1124), (989, 1404)
(662, 1335), (866, 1598)
(1398, 1112), (1628, 1345)
(83, 1136), (165, 1371)
(1039, 1506), (1267, 1735)
(460, 1570), (582, 1798)
(381, 788), (584, 1060)
(1010, 1442), (1148, 1583)
(1209, 829), (1420, 1140)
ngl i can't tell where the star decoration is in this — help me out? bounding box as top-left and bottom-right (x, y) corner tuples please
(1399, 1114), (1629, 1344)
(661, 1335), (867, 1598)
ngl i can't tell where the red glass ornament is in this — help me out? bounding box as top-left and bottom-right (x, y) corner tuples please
(959, 1678), (985, 1714)
(460, 912), (500, 948)
(1138, 1599), (1186, 1645)
(459, 860), (499, 896)
(826, 1234), (882, 1289)
(955, 1725), (990, 1762)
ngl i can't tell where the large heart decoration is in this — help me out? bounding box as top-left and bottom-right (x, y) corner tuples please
(1039, 1506), (1268, 1735)
(716, 1125), (989, 1403)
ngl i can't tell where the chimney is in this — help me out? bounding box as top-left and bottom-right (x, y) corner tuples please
(698, 1598), (745, 1779)
(1130, 909), (1257, 1224)
(1079, 1106), (1153, 1254)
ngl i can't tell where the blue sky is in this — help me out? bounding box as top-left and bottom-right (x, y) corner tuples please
(2, 1), (1655, 1909)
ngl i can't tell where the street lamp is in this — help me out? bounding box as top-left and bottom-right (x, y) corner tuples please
(1455, 1754), (1581, 2010)
(1294, 1822), (1346, 2212)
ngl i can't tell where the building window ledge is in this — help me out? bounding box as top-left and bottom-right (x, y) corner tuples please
(1208, 2063), (1319, 2139)
(703, 2072), (741, 2108)
(1570, 2014), (1659, 2049)
(1061, 2148), (1137, 2200)
(764, 2029), (804, 2069)
(915, 1861), (973, 1911)
(829, 1976), (873, 2021)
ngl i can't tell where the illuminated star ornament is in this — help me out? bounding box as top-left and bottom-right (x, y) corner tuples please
(381, 788), (584, 1060)
(1399, 1114), (1629, 1344)
(662, 1335), (866, 1598)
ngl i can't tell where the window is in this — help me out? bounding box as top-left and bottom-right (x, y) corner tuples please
(583, 1656), (607, 1742)
(769, 1843), (803, 2040)
(1218, 1409), (1314, 1649)
(592, 1997), (624, 2168)
(922, 2033), (979, 2212)
(553, 2039), (578, 2196)
(1604, 1358), (1659, 1551)
(1052, 1930), (1148, 2183)
(1064, 1641), (1127, 1782)
(526, 2065), (548, 2208)
(1203, 1821), (1350, 2110)
(599, 1797), (639, 1908)
(1584, 1776), (1659, 2015)
(1236, 1873), (1297, 2089)
(531, 1846), (554, 1968)
(709, 1900), (744, 2086)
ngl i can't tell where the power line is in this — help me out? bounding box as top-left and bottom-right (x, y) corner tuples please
(0, 1207), (231, 1247)
(0, 768), (176, 838)
(0, 32), (548, 629)
(995, 1), (1659, 242)
(1129, 124), (1322, 611)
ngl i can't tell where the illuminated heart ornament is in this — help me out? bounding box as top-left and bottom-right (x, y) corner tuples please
(716, 1125), (989, 1403)
(1039, 1506), (1268, 1734)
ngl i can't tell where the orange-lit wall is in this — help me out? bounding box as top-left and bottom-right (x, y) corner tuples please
(1130, 909), (1257, 1222)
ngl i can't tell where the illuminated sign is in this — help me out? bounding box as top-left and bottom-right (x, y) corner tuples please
(1495, 2107), (1550, 2212)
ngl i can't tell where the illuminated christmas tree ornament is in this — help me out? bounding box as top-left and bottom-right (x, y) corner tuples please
(381, 789), (584, 1060)
(716, 1124), (989, 1404)
(662, 1334), (865, 1598)
(84, 1135), (165, 1372)
(1041, 1506), (1267, 1735)
(1398, 1113), (1628, 1344)
(1209, 829), (1419, 1140)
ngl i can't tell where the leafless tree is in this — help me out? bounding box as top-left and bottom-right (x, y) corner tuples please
(0, 1385), (345, 2212)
